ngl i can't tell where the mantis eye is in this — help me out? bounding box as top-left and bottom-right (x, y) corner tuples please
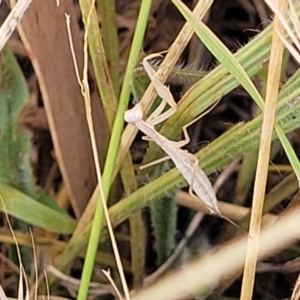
(124, 104), (143, 122)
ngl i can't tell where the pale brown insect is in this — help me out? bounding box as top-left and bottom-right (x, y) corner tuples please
(125, 53), (240, 228)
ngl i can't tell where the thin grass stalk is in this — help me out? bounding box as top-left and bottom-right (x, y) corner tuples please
(100, 0), (152, 211)
(122, 155), (144, 288)
(263, 173), (298, 213)
(101, 1), (151, 292)
(233, 99), (263, 207)
(77, 1), (152, 297)
(104, 0), (152, 286)
(240, 1), (288, 299)
(1, 197), (28, 299)
(28, 230), (38, 299)
(97, 0), (119, 96)
(234, 152), (258, 206)
(121, 161), (143, 290)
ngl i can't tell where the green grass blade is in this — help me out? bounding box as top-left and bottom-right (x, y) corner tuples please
(0, 184), (77, 234)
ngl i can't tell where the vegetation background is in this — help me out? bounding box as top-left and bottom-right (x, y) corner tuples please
(1, 0), (300, 299)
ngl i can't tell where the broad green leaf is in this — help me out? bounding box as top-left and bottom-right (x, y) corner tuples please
(0, 184), (77, 234)
(0, 47), (35, 195)
(0, 47), (76, 233)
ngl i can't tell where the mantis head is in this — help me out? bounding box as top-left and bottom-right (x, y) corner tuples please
(124, 103), (144, 123)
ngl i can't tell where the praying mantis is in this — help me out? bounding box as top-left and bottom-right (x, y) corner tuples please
(125, 53), (240, 228)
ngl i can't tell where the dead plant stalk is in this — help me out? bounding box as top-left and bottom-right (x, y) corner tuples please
(240, 1), (288, 299)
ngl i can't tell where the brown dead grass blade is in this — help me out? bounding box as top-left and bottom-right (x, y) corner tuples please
(13, 0), (108, 217)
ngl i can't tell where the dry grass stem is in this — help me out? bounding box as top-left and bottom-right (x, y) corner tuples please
(265, 1), (300, 298)
(0, 0), (32, 51)
(240, 1), (288, 299)
(175, 191), (278, 225)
